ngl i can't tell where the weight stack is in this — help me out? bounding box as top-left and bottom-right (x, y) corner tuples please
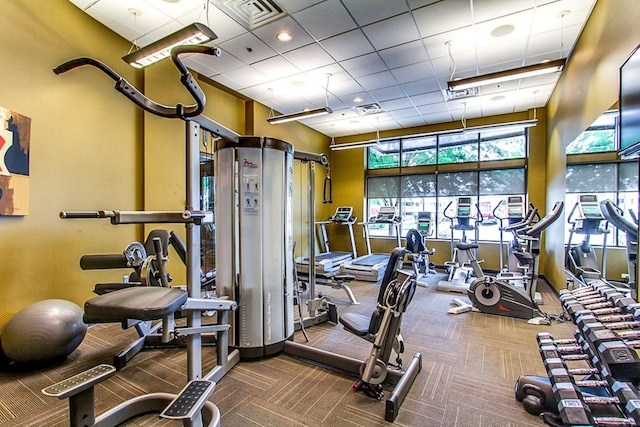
(215, 136), (294, 359)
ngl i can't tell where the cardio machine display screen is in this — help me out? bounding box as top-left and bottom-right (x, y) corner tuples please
(581, 204), (603, 219)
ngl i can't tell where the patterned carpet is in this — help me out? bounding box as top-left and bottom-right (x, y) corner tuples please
(0, 273), (576, 426)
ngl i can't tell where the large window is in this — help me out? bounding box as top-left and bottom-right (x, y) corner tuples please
(565, 111), (638, 247)
(565, 162), (638, 246)
(366, 125), (528, 242)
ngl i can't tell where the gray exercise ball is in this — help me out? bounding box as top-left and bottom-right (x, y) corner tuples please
(1, 299), (87, 364)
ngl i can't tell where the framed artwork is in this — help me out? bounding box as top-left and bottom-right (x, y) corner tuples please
(0, 107), (30, 215)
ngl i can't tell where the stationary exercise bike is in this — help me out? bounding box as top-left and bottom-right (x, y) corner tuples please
(436, 197), (484, 293)
(467, 201), (564, 320)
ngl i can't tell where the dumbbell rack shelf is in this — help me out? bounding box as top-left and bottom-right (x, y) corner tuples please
(533, 282), (640, 426)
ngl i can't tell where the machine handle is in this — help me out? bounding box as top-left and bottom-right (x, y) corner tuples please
(80, 254), (130, 270)
(475, 203), (484, 224)
(53, 45), (220, 119)
(323, 175), (333, 204)
(492, 199), (505, 220)
(442, 201), (454, 220)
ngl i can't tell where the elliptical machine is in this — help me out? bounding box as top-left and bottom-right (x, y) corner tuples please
(436, 197), (484, 293)
(600, 199), (638, 299)
(467, 201), (564, 320)
(565, 194), (609, 284)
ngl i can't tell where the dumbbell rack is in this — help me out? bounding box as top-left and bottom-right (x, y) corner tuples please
(531, 282), (640, 426)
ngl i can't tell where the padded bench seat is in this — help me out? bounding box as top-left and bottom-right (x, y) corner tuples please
(84, 286), (188, 324)
(339, 313), (372, 337)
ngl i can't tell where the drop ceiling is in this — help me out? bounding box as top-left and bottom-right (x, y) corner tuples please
(69, 0), (596, 138)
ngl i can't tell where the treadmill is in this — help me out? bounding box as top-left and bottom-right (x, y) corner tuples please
(341, 206), (401, 282)
(296, 206), (357, 277)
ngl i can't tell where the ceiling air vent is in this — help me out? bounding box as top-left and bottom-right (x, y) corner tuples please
(212, 0), (286, 30)
(355, 103), (383, 115)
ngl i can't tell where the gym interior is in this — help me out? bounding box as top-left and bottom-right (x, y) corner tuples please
(1, 1), (640, 426)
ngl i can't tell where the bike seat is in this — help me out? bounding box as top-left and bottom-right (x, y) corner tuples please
(455, 242), (478, 251)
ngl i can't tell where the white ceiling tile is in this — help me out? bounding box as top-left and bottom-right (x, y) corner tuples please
(476, 38), (528, 69)
(411, 91), (446, 106)
(358, 71), (397, 91)
(412, 0), (473, 38)
(421, 111), (453, 125)
(91, 0), (172, 34)
(141, 0), (203, 18)
(292, 0), (357, 40)
(362, 14), (421, 50)
(342, 0), (408, 26)
(369, 86), (408, 102)
(388, 107), (421, 120)
(277, 0), (324, 14)
(379, 40), (430, 69)
(397, 116), (428, 128)
(329, 78), (364, 97)
(208, 73), (245, 91)
(69, 0), (95, 9)
(320, 30), (375, 62)
(473, 10), (534, 48)
(191, 49), (245, 74)
(283, 44), (335, 71)
(83, 7), (144, 43)
(403, 78), (441, 96)
(219, 32), (277, 64)
(223, 65), (270, 89)
(252, 16), (315, 53)
(340, 53), (388, 78)
(391, 62), (435, 84)
(251, 56), (300, 79)
(471, 0), (536, 24)
(380, 97), (416, 111)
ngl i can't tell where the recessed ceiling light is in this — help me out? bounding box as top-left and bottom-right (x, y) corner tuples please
(491, 95), (506, 102)
(353, 97), (364, 103)
(491, 24), (515, 38)
(559, 10), (571, 19)
(291, 80), (305, 87)
(277, 31), (292, 42)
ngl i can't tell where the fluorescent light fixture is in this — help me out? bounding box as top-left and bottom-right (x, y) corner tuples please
(122, 23), (218, 69)
(448, 59), (566, 91)
(461, 119), (538, 134)
(330, 140), (378, 151)
(267, 106), (333, 124)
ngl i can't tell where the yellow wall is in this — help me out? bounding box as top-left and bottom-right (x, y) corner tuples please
(0, 1), (143, 330)
(0, 2), (330, 332)
(545, 0), (640, 289)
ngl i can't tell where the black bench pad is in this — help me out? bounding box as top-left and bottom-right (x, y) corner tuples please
(84, 286), (188, 324)
(339, 312), (370, 337)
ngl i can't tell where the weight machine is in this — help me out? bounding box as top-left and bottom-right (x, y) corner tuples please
(44, 42), (240, 426)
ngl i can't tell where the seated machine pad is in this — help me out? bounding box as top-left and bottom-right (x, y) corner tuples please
(84, 286), (188, 324)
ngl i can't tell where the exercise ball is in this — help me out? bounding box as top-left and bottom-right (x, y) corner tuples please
(1, 299), (87, 364)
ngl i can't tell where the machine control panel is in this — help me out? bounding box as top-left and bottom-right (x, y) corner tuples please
(579, 194), (605, 220)
(331, 206), (355, 223)
(457, 197), (472, 218)
(369, 206), (400, 224)
(507, 196), (525, 219)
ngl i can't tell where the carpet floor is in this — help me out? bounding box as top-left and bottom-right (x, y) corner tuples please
(0, 272), (576, 426)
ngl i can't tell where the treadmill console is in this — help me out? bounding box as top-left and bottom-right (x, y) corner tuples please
(369, 206), (400, 224)
(331, 206), (355, 223)
(507, 196), (525, 219)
